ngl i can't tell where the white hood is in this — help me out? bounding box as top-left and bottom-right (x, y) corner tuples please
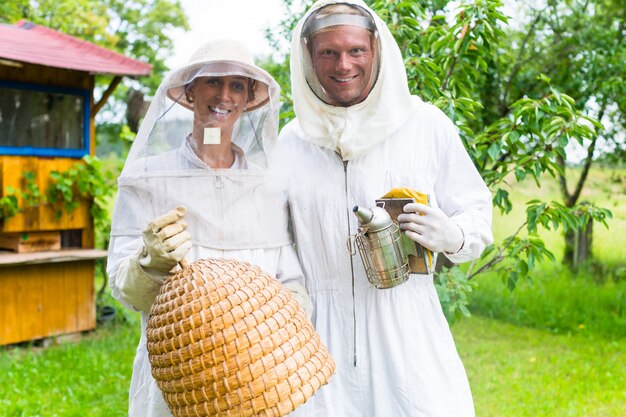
(290, 0), (420, 160)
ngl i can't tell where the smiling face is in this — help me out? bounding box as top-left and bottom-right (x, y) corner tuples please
(188, 76), (250, 134)
(309, 25), (376, 107)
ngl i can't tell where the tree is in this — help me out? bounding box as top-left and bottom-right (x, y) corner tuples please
(0, 0), (190, 131)
(267, 0), (614, 320)
(483, 0), (626, 266)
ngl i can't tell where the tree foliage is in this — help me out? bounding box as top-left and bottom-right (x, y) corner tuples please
(267, 0), (620, 321)
(0, 0), (189, 94)
(489, 0), (625, 265)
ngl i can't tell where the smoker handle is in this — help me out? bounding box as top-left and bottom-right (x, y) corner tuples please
(346, 235), (357, 256)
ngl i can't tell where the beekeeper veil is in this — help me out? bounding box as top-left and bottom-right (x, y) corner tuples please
(110, 39), (291, 253)
(291, 0), (420, 160)
(123, 39), (279, 173)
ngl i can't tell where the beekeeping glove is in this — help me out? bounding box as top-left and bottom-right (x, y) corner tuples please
(397, 203), (464, 254)
(138, 206), (192, 272)
(284, 282), (314, 320)
(114, 207), (192, 312)
(115, 255), (166, 312)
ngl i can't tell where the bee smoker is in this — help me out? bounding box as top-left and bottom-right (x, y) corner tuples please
(349, 205), (410, 289)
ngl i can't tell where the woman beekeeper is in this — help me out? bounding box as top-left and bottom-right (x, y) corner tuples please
(107, 39), (311, 417)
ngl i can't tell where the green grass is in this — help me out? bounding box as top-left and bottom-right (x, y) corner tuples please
(2, 312), (624, 416)
(455, 316), (626, 417)
(457, 167), (626, 415)
(470, 263), (626, 339)
(0, 311), (141, 417)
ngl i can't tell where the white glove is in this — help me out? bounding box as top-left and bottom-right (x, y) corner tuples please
(284, 282), (313, 320)
(113, 207), (192, 312)
(397, 203), (464, 254)
(139, 206), (192, 272)
(115, 255), (166, 312)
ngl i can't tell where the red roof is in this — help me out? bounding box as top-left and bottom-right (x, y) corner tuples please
(0, 20), (152, 77)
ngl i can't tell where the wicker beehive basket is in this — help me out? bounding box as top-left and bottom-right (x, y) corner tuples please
(146, 257), (335, 417)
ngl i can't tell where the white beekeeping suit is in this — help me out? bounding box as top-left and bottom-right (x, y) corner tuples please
(273, 0), (493, 416)
(107, 39), (310, 417)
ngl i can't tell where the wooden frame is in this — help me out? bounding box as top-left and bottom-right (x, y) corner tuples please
(0, 80), (91, 158)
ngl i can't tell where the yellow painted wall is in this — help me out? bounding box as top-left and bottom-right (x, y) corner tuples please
(0, 261), (96, 345)
(0, 156), (92, 234)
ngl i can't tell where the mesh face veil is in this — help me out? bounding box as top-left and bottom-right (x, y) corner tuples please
(123, 39), (279, 173)
(300, 3), (381, 105)
(110, 39), (289, 250)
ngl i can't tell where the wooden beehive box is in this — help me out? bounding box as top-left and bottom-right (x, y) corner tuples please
(0, 231), (61, 253)
(0, 19), (150, 346)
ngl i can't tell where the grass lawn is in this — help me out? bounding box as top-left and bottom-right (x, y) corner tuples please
(0, 313), (140, 417)
(458, 166), (626, 416)
(1, 313), (624, 416)
(455, 316), (626, 417)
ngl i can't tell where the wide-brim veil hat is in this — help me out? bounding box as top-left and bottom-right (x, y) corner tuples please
(166, 39), (272, 111)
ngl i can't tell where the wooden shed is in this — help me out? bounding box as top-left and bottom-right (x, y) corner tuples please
(0, 21), (151, 345)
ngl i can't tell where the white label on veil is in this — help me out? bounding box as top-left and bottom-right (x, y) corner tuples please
(203, 127), (221, 144)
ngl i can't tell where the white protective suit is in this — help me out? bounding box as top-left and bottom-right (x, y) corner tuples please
(107, 40), (308, 417)
(273, 1), (493, 416)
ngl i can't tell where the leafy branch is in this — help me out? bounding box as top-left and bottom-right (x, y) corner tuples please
(0, 156), (116, 243)
(0, 172), (45, 216)
(468, 199), (612, 287)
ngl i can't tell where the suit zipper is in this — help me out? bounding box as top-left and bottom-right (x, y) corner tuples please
(338, 154), (357, 367)
(214, 175), (224, 244)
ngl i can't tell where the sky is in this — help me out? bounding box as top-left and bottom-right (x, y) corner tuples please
(166, 0), (290, 69)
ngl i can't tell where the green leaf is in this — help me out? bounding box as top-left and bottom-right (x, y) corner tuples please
(507, 271), (519, 291)
(487, 142), (501, 161)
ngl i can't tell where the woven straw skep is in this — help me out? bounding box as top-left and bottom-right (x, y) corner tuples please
(146, 257), (335, 417)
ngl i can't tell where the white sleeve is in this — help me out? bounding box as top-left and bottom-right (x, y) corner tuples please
(275, 244), (313, 319)
(434, 121), (493, 264)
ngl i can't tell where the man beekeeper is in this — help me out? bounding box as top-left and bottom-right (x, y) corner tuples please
(273, 1), (493, 416)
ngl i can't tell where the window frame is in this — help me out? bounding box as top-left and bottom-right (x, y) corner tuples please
(0, 80), (91, 158)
